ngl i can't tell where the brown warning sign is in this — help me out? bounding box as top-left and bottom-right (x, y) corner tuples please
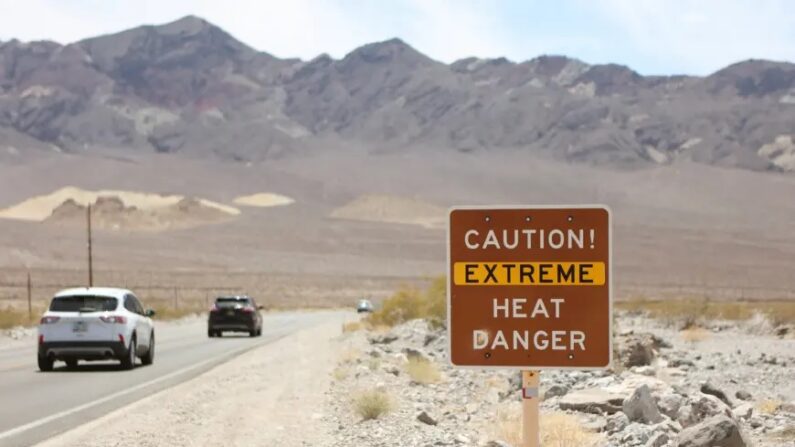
(447, 206), (612, 369)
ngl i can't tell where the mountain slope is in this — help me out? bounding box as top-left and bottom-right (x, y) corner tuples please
(0, 15), (794, 171)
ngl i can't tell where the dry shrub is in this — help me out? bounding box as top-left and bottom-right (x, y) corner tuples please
(541, 412), (605, 447)
(0, 306), (42, 329)
(492, 406), (603, 447)
(367, 277), (446, 328)
(342, 321), (364, 333)
(680, 327), (710, 343)
(616, 298), (795, 327)
(757, 400), (782, 414)
(367, 357), (381, 371)
(338, 348), (362, 365)
(332, 366), (350, 381)
(352, 389), (392, 420)
(405, 357), (441, 385)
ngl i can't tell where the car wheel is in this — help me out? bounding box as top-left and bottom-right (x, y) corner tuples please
(120, 336), (136, 370)
(141, 333), (155, 365)
(38, 354), (53, 372)
(257, 327), (262, 336)
(65, 359), (78, 369)
(208, 329), (215, 338)
(249, 329), (256, 337)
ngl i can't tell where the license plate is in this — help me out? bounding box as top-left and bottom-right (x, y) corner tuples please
(225, 310), (234, 316)
(72, 321), (87, 333)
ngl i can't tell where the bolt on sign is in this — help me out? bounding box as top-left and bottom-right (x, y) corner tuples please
(447, 206), (612, 368)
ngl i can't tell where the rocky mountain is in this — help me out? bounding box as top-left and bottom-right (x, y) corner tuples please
(1, 15), (794, 171)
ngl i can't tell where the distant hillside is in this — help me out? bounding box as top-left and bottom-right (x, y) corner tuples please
(1, 15), (794, 171)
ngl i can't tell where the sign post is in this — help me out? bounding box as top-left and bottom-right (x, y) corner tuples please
(447, 205), (612, 445)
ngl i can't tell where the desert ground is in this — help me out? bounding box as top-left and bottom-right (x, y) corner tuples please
(1, 150), (794, 313)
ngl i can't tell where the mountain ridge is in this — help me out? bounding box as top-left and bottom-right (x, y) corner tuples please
(1, 15), (794, 172)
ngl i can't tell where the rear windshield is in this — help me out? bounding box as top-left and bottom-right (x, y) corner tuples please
(50, 295), (118, 312)
(215, 297), (251, 307)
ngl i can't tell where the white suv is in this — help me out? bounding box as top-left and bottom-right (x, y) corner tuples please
(37, 287), (156, 371)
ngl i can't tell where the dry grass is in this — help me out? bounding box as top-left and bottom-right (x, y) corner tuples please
(342, 321), (364, 333)
(492, 406), (603, 447)
(332, 366), (350, 381)
(617, 298), (795, 327)
(338, 348), (362, 365)
(367, 276), (446, 328)
(367, 357), (381, 371)
(0, 306), (45, 330)
(405, 357), (442, 385)
(352, 389), (392, 421)
(680, 327), (710, 343)
(756, 400), (782, 415)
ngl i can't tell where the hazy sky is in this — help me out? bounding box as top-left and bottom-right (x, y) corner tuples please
(0, 0), (792, 76)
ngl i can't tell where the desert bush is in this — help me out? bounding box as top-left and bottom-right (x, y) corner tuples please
(342, 321), (364, 333)
(492, 406), (603, 447)
(617, 298), (795, 327)
(0, 306), (42, 330)
(405, 357), (442, 385)
(367, 276), (446, 327)
(757, 400), (782, 414)
(680, 327), (710, 343)
(352, 389), (392, 420)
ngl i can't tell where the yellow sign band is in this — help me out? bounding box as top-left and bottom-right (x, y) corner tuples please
(453, 262), (606, 286)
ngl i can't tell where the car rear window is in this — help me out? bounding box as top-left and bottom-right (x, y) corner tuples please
(50, 295), (118, 312)
(215, 297), (251, 307)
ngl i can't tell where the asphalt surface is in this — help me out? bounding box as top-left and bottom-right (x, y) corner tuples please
(0, 310), (343, 447)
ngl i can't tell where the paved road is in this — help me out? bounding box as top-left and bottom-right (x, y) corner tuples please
(0, 311), (343, 447)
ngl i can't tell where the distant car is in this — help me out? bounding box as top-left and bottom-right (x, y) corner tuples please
(208, 296), (263, 337)
(37, 287), (156, 372)
(356, 299), (374, 313)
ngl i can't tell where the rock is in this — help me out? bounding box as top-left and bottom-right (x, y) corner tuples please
(645, 432), (670, 447)
(675, 414), (749, 447)
(623, 384), (664, 424)
(780, 401), (795, 413)
(544, 384), (569, 399)
(423, 333), (438, 347)
(657, 393), (685, 420)
(734, 390), (752, 401)
(617, 333), (660, 367)
(369, 334), (398, 344)
(559, 388), (625, 414)
(508, 371), (522, 392)
(678, 394), (732, 427)
(632, 365), (657, 376)
(417, 411), (438, 426)
(700, 381), (733, 407)
(484, 441), (511, 447)
(605, 412), (630, 433)
(732, 403), (753, 420)
(403, 348), (429, 362)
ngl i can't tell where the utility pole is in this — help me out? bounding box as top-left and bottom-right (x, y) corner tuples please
(87, 204), (93, 287)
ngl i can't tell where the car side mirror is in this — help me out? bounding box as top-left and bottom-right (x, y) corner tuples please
(145, 309), (156, 317)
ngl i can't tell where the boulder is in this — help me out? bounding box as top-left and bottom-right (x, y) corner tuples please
(605, 412), (630, 433)
(678, 394), (732, 427)
(675, 414), (749, 447)
(734, 390), (752, 401)
(617, 333), (663, 367)
(645, 432), (670, 447)
(544, 384), (569, 399)
(623, 385), (665, 424)
(657, 393), (685, 420)
(417, 411), (438, 426)
(700, 381), (733, 407)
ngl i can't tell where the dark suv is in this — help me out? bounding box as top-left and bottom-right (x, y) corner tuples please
(208, 296), (263, 337)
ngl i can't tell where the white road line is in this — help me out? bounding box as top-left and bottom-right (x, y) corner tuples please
(0, 340), (263, 442)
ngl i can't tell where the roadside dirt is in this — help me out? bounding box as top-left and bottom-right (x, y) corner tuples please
(34, 315), (348, 447)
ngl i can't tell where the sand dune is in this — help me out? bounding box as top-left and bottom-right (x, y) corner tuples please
(233, 193), (294, 207)
(0, 186), (239, 222)
(330, 194), (446, 229)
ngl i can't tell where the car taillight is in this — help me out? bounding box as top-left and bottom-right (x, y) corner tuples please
(100, 315), (126, 324)
(38, 334), (44, 345)
(242, 307), (254, 313)
(119, 334), (125, 345)
(210, 305), (219, 313)
(40, 316), (60, 324)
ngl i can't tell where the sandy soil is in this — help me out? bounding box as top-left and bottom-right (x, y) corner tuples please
(0, 186), (239, 221)
(331, 194), (447, 229)
(233, 192), (294, 207)
(34, 314), (349, 447)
